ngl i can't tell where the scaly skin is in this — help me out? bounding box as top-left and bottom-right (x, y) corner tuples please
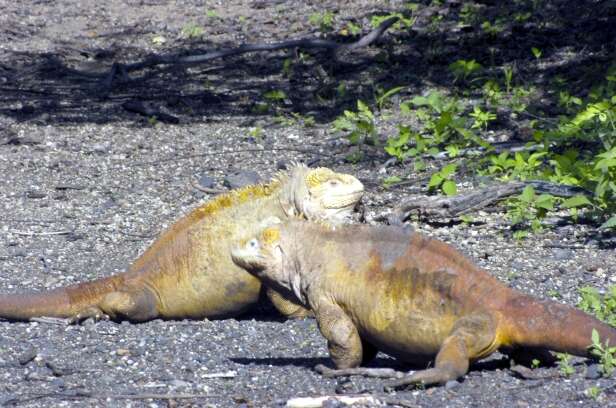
(232, 220), (616, 387)
(0, 165), (363, 322)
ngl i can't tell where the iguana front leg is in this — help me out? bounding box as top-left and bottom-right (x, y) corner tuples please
(386, 313), (497, 389)
(266, 288), (313, 318)
(313, 300), (363, 369)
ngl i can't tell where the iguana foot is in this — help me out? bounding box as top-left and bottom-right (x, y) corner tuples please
(68, 307), (110, 324)
(383, 367), (460, 390)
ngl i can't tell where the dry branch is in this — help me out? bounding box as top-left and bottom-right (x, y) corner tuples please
(89, 17), (399, 90)
(315, 363), (405, 379)
(382, 181), (591, 225)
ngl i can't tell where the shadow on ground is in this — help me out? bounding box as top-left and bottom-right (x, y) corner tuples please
(0, 1), (614, 127)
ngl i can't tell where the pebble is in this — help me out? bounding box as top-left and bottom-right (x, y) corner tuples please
(551, 248), (573, 261)
(223, 170), (261, 189)
(197, 174), (216, 189)
(585, 364), (602, 379)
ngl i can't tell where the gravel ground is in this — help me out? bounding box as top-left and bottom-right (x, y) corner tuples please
(1, 1), (615, 407)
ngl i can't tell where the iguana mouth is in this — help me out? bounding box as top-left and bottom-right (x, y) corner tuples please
(322, 191), (364, 209)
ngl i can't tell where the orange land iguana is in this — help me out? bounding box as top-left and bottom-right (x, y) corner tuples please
(0, 165), (364, 322)
(231, 219), (616, 387)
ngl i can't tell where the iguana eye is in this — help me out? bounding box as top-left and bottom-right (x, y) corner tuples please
(248, 239), (259, 249)
(329, 180), (339, 186)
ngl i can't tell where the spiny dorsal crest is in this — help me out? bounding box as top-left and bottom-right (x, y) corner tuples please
(193, 166), (303, 219)
(306, 167), (337, 187)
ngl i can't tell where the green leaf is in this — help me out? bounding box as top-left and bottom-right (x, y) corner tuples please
(561, 195), (592, 209)
(535, 194), (555, 210)
(383, 176), (402, 187)
(442, 180), (457, 196)
(428, 174), (444, 188)
(440, 163), (457, 178)
(591, 328), (600, 345)
(600, 216), (616, 230)
(520, 185), (535, 202)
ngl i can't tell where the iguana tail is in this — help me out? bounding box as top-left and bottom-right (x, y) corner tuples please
(502, 294), (616, 357)
(0, 274), (125, 321)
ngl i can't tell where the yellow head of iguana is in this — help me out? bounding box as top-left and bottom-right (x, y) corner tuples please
(278, 165), (364, 224)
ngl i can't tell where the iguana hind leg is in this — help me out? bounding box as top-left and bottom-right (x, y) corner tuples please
(386, 313), (497, 389)
(69, 286), (159, 323)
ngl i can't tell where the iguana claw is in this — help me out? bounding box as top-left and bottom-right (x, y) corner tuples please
(68, 307), (110, 324)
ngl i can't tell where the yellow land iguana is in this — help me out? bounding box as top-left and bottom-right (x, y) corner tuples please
(0, 165), (364, 322)
(231, 219), (616, 387)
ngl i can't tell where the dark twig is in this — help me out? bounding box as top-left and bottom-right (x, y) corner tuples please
(315, 363), (406, 379)
(94, 17), (398, 90)
(381, 181), (591, 225)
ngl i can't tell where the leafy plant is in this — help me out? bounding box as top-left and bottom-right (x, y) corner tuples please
(558, 91), (583, 111)
(503, 65), (514, 93)
(309, 11), (335, 31)
(586, 386), (602, 401)
(382, 175), (403, 188)
(375, 86), (405, 111)
(506, 185), (555, 233)
(481, 19), (505, 36)
(577, 286), (616, 327)
(556, 352), (575, 377)
(531, 47), (542, 59)
(371, 12), (415, 30)
(589, 329), (616, 377)
(181, 22), (204, 39)
(449, 59), (483, 83)
(428, 163), (458, 196)
(341, 21), (361, 36)
(483, 80), (503, 106)
(469, 106), (496, 131)
(333, 100), (377, 145)
(263, 89), (287, 103)
(531, 359), (541, 369)
(459, 3), (481, 25)
(205, 9), (219, 19)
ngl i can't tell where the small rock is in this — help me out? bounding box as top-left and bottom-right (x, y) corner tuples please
(18, 349), (38, 366)
(197, 174), (216, 189)
(169, 379), (191, 389)
(223, 170), (261, 189)
(90, 143), (108, 154)
(322, 398), (346, 408)
(50, 377), (65, 388)
(585, 364), (602, 379)
(25, 191), (46, 199)
(65, 232), (85, 242)
(24, 365), (53, 381)
(445, 380), (461, 390)
(0, 395), (17, 406)
(11, 248), (27, 257)
(551, 248), (573, 261)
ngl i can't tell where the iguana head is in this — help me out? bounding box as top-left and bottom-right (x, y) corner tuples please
(231, 217), (301, 301)
(279, 165), (364, 224)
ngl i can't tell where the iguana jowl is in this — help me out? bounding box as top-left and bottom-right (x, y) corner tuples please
(231, 220), (616, 387)
(0, 165), (364, 322)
